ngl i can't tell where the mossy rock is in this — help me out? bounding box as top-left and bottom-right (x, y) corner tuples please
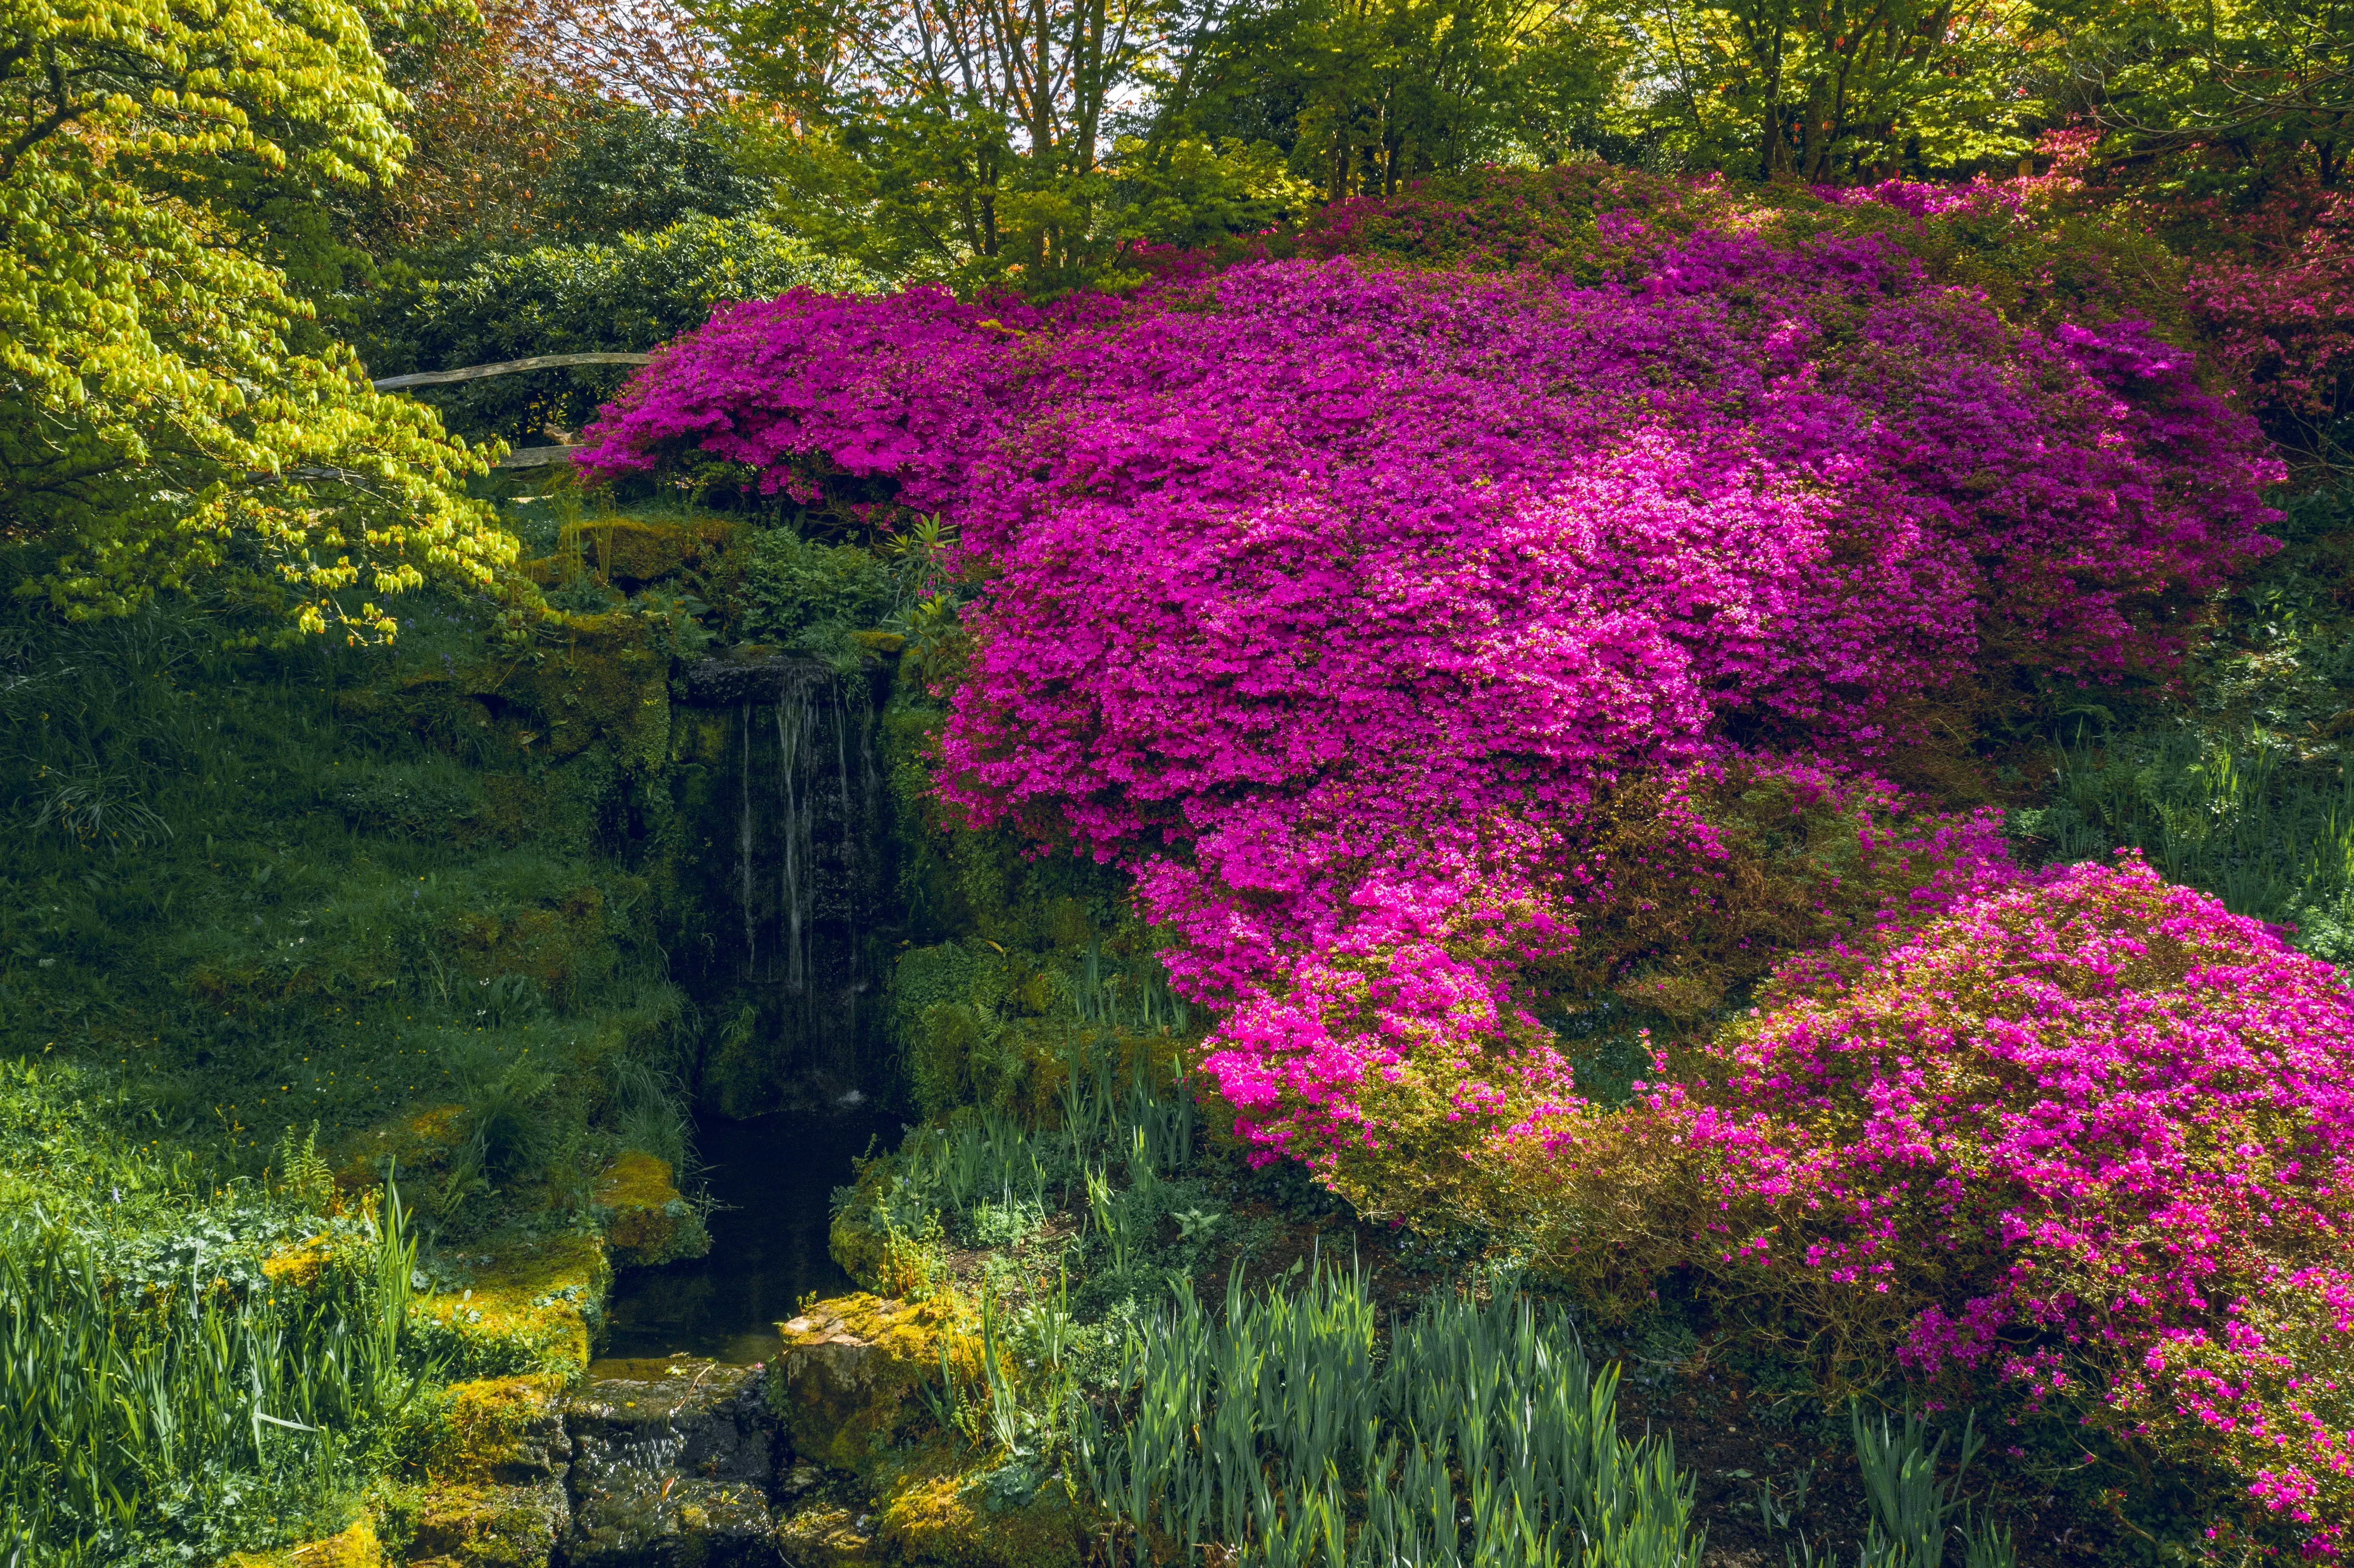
(408, 1229), (610, 1378)
(381, 611), (667, 774)
(452, 885), (615, 993)
(334, 1104), (469, 1193)
(770, 1295), (976, 1472)
(594, 1151), (710, 1267)
(260, 1232), (348, 1294)
(408, 1481), (568, 1568)
(414, 1375), (568, 1484)
(218, 1517), (381, 1568)
(869, 1438), (1087, 1568)
(497, 613), (671, 769)
(582, 517), (740, 587)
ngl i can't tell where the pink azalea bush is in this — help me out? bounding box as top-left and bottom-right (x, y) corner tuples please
(1495, 858), (2354, 1552)
(1199, 752), (2025, 1174)
(2184, 184), (2354, 444)
(579, 211), (2276, 1162)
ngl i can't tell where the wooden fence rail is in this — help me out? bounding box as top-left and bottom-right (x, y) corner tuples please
(367, 351), (656, 467)
(368, 352), (654, 392)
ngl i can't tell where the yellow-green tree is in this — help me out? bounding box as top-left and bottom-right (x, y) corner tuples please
(2, 0), (517, 641)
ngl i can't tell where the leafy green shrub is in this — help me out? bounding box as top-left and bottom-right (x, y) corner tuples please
(738, 523), (897, 650)
(426, 1040), (559, 1233)
(368, 217), (881, 444)
(831, 1039), (1213, 1301)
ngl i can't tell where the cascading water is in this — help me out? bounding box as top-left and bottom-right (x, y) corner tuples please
(604, 653), (902, 1365)
(678, 655), (894, 1112)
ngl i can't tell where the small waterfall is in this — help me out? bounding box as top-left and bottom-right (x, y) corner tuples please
(683, 656), (893, 1109)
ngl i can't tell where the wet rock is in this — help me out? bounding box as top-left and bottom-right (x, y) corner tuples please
(558, 1359), (779, 1567)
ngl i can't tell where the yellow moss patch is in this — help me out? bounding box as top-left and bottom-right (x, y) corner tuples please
(594, 1151), (708, 1266)
(408, 1481), (567, 1568)
(416, 1375), (565, 1482)
(334, 1104), (467, 1192)
(582, 516), (739, 585)
(260, 1233), (338, 1293)
(409, 1230), (610, 1378)
(595, 1149), (676, 1211)
(218, 1516), (380, 1568)
(871, 1438), (1087, 1568)
(774, 1502), (884, 1567)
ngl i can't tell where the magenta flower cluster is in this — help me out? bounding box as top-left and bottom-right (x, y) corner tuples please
(1638, 857), (2354, 1550)
(578, 212), (2278, 1168)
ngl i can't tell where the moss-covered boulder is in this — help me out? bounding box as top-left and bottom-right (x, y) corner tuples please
(408, 1229), (610, 1378)
(768, 1299), (1093, 1568)
(770, 1295), (972, 1472)
(407, 1482), (569, 1568)
(585, 517), (740, 588)
(868, 1438), (1087, 1568)
(417, 1375), (569, 1484)
(500, 613), (671, 769)
(772, 1503), (882, 1567)
(404, 1372), (571, 1567)
(333, 1104), (470, 1195)
(593, 1151), (709, 1267)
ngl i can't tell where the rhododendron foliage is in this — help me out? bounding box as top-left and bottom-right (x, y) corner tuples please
(579, 206), (2278, 1166)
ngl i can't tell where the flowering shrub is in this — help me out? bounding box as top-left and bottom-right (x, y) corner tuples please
(2184, 184), (2354, 447)
(1189, 754), (2025, 1173)
(578, 200), (2278, 1173)
(1488, 858), (2354, 1552)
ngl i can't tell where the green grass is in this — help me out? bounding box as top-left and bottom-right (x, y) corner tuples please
(1076, 1262), (1701, 1568)
(2010, 477), (2354, 962)
(2018, 727), (2354, 958)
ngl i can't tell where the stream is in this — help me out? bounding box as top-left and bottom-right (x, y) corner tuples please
(598, 1110), (900, 1366)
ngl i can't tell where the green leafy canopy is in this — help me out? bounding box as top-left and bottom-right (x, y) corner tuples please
(2, 0), (517, 642)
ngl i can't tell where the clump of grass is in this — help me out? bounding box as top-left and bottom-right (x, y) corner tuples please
(1073, 1260), (1703, 1568)
(894, 1040), (1197, 1220)
(0, 1188), (427, 1564)
(607, 1055), (695, 1175)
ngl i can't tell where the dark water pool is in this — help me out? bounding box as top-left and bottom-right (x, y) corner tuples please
(598, 1110), (900, 1366)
